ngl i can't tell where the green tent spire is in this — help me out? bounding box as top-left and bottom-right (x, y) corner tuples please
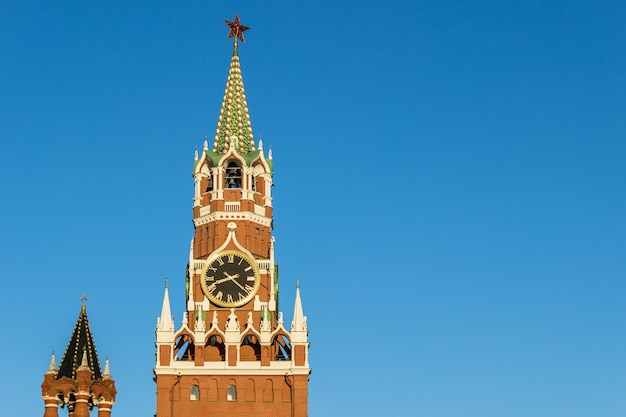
(213, 16), (255, 155)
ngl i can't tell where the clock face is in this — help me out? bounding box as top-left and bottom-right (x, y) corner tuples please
(200, 250), (260, 307)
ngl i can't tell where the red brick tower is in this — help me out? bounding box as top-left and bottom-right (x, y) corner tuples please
(41, 304), (117, 417)
(154, 15), (310, 417)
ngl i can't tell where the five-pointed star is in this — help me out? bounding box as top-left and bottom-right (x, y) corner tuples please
(224, 14), (250, 43)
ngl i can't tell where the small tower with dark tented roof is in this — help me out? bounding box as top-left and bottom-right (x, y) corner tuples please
(41, 304), (116, 417)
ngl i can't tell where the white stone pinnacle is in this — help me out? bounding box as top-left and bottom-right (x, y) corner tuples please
(78, 348), (90, 371)
(291, 283), (307, 333)
(157, 283), (174, 331)
(103, 358), (111, 378)
(47, 352), (56, 373)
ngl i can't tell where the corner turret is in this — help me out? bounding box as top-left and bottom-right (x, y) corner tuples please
(41, 303), (116, 417)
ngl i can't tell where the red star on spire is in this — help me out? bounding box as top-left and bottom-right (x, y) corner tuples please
(224, 14), (250, 43)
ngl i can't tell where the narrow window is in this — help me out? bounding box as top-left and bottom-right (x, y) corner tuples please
(206, 173), (214, 192)
(190, 385), (200, 401)
(227, 385), (237, 401)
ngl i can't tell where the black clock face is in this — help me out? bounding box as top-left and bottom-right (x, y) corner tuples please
(200, 250), (260, 307)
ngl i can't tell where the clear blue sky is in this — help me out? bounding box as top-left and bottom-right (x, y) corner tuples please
(1, 1), (625, 416)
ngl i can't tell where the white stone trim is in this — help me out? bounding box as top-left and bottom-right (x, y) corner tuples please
(193, 211), (272, 227)
(154, 362), (310, 375)
(192, 258), (271, 273)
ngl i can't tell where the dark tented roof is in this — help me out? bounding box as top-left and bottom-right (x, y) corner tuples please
(56, 304), (102, 380)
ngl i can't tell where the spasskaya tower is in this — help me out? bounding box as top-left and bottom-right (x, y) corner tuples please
(153, 15), (310, 417)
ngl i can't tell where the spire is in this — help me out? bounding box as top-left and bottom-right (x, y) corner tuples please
(78, 348), (90, 371)
(213, 15), (254, 155)
(291, 281), (307, 332)
(103, 358), (112, 379)
(157, 281), (174, 331)
(47, 352), (56, 374)
(56, 304), (103, 380)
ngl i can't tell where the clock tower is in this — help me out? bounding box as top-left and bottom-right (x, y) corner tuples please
(154, 16), (310, 417)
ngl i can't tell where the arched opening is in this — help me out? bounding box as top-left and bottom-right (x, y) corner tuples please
(173, 333), (195, 361)
(240, 334), (261, 361)
(205, 334), (225, 361)
(272, 334), (291, 361)
(60, 392), (76, 413)
(205, 172), (214, 192)
(225, 161), (242, 189)
(190, 385), (200, 401)
(227, 385), (237, 402)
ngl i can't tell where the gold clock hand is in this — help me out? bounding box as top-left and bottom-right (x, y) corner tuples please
(222, 273), (244, 289)
(230, 278), (245, 291)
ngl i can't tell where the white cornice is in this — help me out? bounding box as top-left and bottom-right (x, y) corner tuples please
(193, 210), (272, 227)
(154, 362), (311, 375)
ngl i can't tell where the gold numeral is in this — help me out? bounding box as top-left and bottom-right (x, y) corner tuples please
(227, 254), (235, 263)
(227, 294), (234, 303)
(215, 291), (223, 301)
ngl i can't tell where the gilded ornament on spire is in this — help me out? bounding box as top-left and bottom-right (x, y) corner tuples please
(225, 14), (250, 44)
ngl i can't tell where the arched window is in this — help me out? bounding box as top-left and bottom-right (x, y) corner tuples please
(227, 385), (237, 402)
(272, 334), (291, 361)
(205, 334), (225, 361)
(225, 161), (242, 188)
(240, 334), (261, 361)
(190, 385), (200, 401)
(174, 333), (195, 361)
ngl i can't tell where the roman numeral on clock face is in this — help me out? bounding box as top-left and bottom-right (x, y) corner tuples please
(227, 254), (235, 263)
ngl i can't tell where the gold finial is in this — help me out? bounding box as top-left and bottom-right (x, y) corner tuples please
(80, 294), (88, 312)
